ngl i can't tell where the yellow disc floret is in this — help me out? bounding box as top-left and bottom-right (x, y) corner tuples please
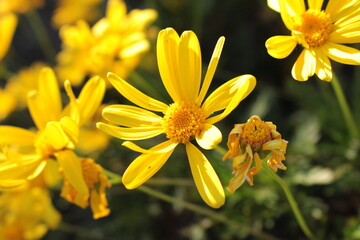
(81, 158), (100, 188)
(293, 10), (333, 48)
(162, 101), (206, 144)
(241, 115), (272, 151)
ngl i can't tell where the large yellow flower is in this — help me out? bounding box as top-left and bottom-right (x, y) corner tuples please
(265, 0), (360, 81)
(97, 27), (256, 208)
(56, 0), (157, 86)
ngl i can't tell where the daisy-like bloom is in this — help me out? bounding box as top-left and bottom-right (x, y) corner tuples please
(265, 0), (360, 81)
(56, 0), (157, 86)
(0, 187), (61, 240)
(97, 27), (256, 208)
(52, 0), (102, 28)
(0, 67), (109, 218)
(222, 115), (288, 193)
(61, 156), (111, 219)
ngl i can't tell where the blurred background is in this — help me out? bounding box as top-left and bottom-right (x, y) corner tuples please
(1, 0), (360, 239)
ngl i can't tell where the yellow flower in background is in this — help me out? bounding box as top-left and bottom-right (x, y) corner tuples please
(0, 67), (108, 218)
(56, 0), (157, 86)
(265, 0), (360, 81)
(0, 0), (44, 14)
(223, 115), (288, 193)
(0, 62), (46, 121)
(61, 156), (111, 219)
(0, 13), (17, 61)
(97, 27), (256, 208)
(0, 187), (60, 240)
(52, 0), (102, 28)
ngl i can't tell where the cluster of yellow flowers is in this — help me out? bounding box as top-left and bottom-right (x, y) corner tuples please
(0, 0), (359, 239)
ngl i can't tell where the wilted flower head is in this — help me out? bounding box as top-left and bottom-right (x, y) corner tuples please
(223, 115), (288, 193)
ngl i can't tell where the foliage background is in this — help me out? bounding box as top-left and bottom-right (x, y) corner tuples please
(1, 0), (360, 239)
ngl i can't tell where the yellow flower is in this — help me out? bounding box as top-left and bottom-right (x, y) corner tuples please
(56, 0), (157, 86)
(52, 0), (102, 28)
(61, 156), (111, 219)
(223, 115), (288, 193)
(0, 13), (17, 61)
(265, 0), (360, 81)
(0, 187), (60, 240)
(0, 0), (44, 14)
(97, 27), (256, 208)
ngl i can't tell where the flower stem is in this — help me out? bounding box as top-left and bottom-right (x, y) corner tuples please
(26, 10), (57, 64)
(262, 163), (315, 239)
(104, 169), (278, 240)
(331, 74), (359, 139)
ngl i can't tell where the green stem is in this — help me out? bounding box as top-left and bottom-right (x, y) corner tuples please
(104, 169), (278, 240)
(25, 10), (57, 64)
(331, 74), (359, 139)
(262, 163), (315, 239)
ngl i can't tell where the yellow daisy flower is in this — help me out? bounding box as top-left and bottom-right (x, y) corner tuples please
(223, 115), (288, 193)
(56, 0), (157, 86)
(265, 0), (360, 81)
(97, 27), (256, 208)
(61, 156), (111, 219)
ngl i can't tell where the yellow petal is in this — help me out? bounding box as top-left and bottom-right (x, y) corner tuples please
(265, 35), (297, 59)
(56, 150), (89, 195)
(119, 39), (150, 58)
(122, 140), (176, 189)
(106, 0), (127, 26)
(27, 90), (49, 130)
(326, 0), (359, 23)
(196, 36), (225, 105)
(77, 76), (106, 126)
(44, 121), (70, 150)
(126, 9), (158, 32)
(0, 13), (17, 60)
(96, 122), (164, 140)
(60, 116), (79, 147)
(186, 142), (225, 208)
(204, 75), (256, 124)
(107, 72), (168, 112)
(325, 42), (360, 65)
(178, 30), (202, 101)
(291, 49), (317, 81)
(330, 22), (360, 43)
(102, 104), (162, 127)
(308, 0), (324, 11)
(63, 80), (80, 124)
(267, 0), (280, 12)
(227, 155), (253, 193)
(38, 67), (62, 119)
(315, 47), (333, 81)
(157, 28), (182, 102)
(279, 0), (305, 30)
(0, 126), (36, 146)
(196, 124), (222, 150)
(0, 179), (26, 189)
(122, 140), (178, 153)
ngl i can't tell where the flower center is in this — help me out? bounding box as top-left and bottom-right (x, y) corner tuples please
(81, 158), (100, 189)
(162, 102), (206, 144)
(241, 116), (272, 151)
(293, 10), (333, 48)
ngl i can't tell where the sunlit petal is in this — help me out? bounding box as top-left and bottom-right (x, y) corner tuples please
(122, 140), (176, 189)
(291, 49), (317, 81)
(107, 72), (168, 112)
(0, 126), (36, 146)
(102, 104), (162, 127)
(315, 47), (332, 81)
(308, 0), (324, 11)
(196, 124), (222, 150)
(325, 42), (360, 65)
(204, 75), (256, 124)
(122, 140), (178, 153)
(186, 142), (225, 208)
(96, 122), (164, 140)
(265, 35), (297, 59)
(279, 0), (305, 30)
(44, 121), (70, 150)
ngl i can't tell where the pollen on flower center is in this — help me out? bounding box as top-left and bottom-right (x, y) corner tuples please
(293, 10), (333, 48)
(241, 116), (272, 151)
(162, 102), (206, 144)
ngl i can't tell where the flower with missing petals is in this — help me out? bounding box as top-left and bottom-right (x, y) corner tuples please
(265, 0), (360, 81)
(97, 27), (256, 208)
(223, 115), (288, 193)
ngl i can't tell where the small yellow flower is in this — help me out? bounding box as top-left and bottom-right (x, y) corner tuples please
(56, 0), (157, 86)
(0, 187), (61, 240)
(61, 156), (111, 219)
(97, 27), (256, 208)
(223, 115), (288, 193)
(52, 0), (102, 28)
(265, 0), (360, 81)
